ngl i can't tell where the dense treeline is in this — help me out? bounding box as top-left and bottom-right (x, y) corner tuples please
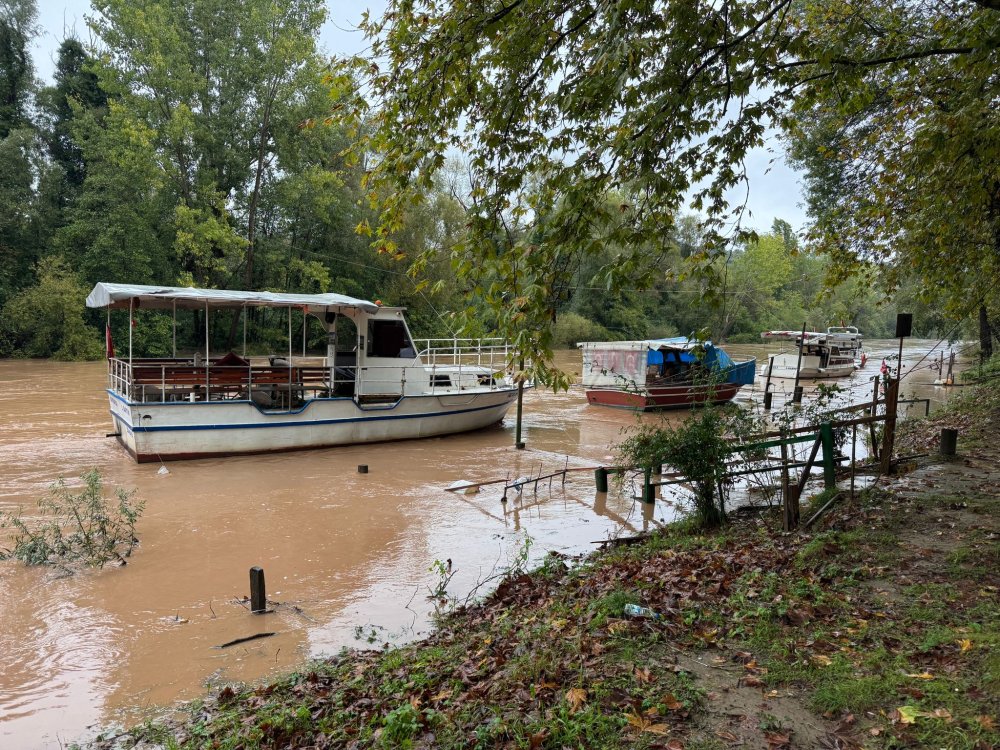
(0, 0), (974, 364)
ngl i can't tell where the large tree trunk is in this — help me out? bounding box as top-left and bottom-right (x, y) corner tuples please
(980, 305), (993, 363)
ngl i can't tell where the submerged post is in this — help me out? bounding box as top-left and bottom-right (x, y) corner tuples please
(595, 467), (608, 493)
(250, 566), (266, 614)
(642, 467), (654, 504)
(514, 357), (525, 449)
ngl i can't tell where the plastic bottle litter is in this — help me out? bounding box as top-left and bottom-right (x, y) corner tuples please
(623, 603), (661, 620)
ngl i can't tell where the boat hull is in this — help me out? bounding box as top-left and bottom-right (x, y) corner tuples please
(108, 389), (518, 462)
(762, 354), (856, 379)
(584, 382), (742, 411)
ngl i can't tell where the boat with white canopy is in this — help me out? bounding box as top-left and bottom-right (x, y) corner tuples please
(86, 283), (518, 462)
(760, 327), (865, 379)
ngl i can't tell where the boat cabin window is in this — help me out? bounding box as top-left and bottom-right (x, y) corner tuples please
(367, 319), (416, 358)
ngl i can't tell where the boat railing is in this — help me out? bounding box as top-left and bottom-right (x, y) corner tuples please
(414, 338), (512, 394)
(107, 351), (514, 405)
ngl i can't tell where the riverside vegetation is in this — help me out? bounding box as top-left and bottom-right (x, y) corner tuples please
(86, 369), (999, 749)
(0, 470), (144, 569)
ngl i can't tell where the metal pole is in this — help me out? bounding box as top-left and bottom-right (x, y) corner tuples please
(792, 322), (806, 404)
(205, 301), (210, 397)
(128, 298), (133, 367)
(172, 299), (176, 358)
(514, 357), (525, 449)
(242, 305), (247, 357)
(302, 308), (307, 357)
(763, 355), (774, 410)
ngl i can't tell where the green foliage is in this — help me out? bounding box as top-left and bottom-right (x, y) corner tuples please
(551, 312), (615, 348)
(618, 409), (732, 528)
(1, 256), (102, 359)
(0, 469), (144, 568)
(0, 0), (35, 138)
(785, 0), (1000, 337)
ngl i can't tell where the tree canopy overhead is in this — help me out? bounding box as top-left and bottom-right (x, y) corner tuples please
(343, 0), (1000, 365)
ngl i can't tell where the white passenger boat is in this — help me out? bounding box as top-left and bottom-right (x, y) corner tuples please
(760, 327), (865, 379)
(86, 284), (519, 463)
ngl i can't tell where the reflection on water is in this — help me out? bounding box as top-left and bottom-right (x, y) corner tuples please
(0, 341), (969, 747)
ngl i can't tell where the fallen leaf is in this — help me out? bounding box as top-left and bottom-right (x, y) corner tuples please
(565, 687), (587, 713)
(764, 731), (791, 748)
(811, 654), (833, 667)
(634, 666), (653, 683)
(977, 715), (995, 730)
(742, 675), (764, 688)
(429, 689), (452, 702)
(905, 672), (934, 680)
(929, 708), (952, 722)
(529, 729), (548, 749)
(896, 705), (953, 724)
(666, 740), (685, 750)
(957, 638), (973, 653)
(625, 710), (669, 735)
(716, 729), (740, 742)
(661, 693), (684, 711)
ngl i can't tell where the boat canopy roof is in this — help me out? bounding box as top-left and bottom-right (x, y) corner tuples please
(85, 283), (380, 314)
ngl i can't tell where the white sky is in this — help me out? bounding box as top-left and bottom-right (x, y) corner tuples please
(30, 0), (807, 233)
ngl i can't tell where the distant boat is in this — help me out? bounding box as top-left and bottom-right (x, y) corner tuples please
(761, 326), (865, 379)
(86, 283), (519, 462)
(578, 338), (757, 410)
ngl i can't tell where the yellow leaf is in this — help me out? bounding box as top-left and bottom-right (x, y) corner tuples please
(905, 672), (935, 680)
(811, 654), (833, 667)
(957, 638), (973, 653)
(429, 689), (452, 702)
(565, 687), (587, 713)
(550, 618), (568, 631)
(897, 706), (922, 724)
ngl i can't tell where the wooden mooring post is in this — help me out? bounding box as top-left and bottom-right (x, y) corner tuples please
(879, 376), (900, 475)
(250, 566), (266, 614)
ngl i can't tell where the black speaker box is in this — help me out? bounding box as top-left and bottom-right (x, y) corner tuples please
(895, 313), (913, 338)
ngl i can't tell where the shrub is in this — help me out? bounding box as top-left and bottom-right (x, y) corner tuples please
(617, 409), (731, 528)
(0, 470), (144, 568)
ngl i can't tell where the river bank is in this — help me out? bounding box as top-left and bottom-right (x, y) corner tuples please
(87, 365), (999, 749)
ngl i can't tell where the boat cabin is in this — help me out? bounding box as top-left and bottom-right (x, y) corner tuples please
(88, 283), (509, 410)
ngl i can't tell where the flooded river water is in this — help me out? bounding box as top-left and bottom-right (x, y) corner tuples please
(0, 341), (970, 747)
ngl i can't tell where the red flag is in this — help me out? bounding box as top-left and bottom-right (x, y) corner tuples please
(105, 323), (115, 359)
(880, 358), (888, 376)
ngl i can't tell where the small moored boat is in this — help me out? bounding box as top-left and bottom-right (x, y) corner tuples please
(578, 338), (756, 410)
(86, 283), (519, 462)
(760, 327), (865, 379)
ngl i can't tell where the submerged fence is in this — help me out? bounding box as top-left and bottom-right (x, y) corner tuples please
(596, 376), (919, 531)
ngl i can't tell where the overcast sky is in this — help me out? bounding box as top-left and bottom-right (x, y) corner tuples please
(30, 0), (807, 233)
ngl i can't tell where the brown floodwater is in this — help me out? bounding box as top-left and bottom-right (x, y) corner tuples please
(0, 341), (970, 748)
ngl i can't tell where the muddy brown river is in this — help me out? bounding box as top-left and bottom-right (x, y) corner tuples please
(0, 342), (969, 747)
